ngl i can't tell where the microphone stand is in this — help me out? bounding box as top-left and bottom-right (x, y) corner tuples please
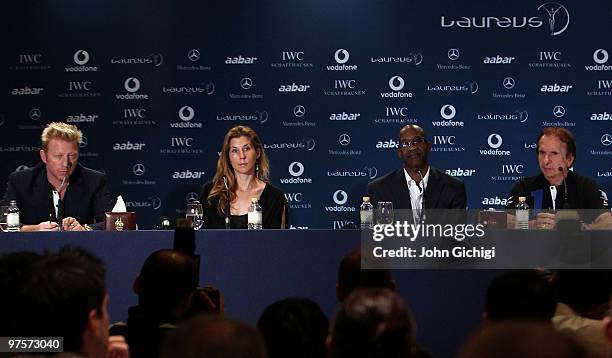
(222, 176), (231, 229)
(415, 168), (427, 224)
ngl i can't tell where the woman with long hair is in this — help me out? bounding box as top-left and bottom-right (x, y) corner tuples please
(199, 126), (288, 229)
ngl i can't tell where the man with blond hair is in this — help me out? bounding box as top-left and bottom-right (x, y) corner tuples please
(2, 122), (112, 231)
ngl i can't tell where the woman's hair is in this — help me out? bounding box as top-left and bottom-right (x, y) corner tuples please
(208, 126), (270, 214)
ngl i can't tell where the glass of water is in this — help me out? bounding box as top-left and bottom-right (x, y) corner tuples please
(186, 201), (204, 230)
(376, 202), (394, 225)
(0, 206), (7, 232)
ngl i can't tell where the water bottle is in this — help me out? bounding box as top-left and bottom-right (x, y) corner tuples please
(7, 200), (20, 232)
(360, 196), (374, 229)
(515, 196), (529, 230)
(248, 198), (262, 230)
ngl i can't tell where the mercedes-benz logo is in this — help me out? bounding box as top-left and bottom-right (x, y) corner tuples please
(289, 162), (305, 177)
(338, 134), (351, 146)
(333, 190), (348, 205)
(593, 49), (609, 65)
(553, 105), (565, 118)
(178, 106), (195, 121)
(293, 105), (306, 117)
(133, 163), (146, 176)
(447, 48), (460, 61)
(188, 49), (200, 62)
(124, 77), (141, 93)
(601, 133), (612, 146)
(186, 192), (199, 203)
(503, 77), (515, 90)
(240, 77), (253, 90)
(73, 50), (90, 65)
(488, 134), (503, 149)
(334, 49), (350, 64)
(388, 76), (405, 91)
(79, 136), (88, 148)
(440, 104), (456, 120)
(29, 108), (42, 121)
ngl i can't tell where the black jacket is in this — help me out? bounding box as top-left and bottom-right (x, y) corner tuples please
(1, 162), (113, 225)
(199, 181), (288, 229)
(367, 167), (467, 210)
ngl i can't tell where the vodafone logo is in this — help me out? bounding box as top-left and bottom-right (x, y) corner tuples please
(440, 104), (456, 120)
(178, 106), (195, 121)
(388, 76), (405, 91)
(333, 190), (348, 205)
(124, 77), (141, 93)
(334, 49), (350, 64)
(73, 50), (90, 65)
(593, 49), (609, 65)
(488, 133), (503, 149)
(288, 162), (305, 177)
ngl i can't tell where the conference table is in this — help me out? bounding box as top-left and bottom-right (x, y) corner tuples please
(3, 228), (605, 356)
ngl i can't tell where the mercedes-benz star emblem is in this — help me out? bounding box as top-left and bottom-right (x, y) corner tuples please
(29, 108), (42, 121)
(79, 136), (88, 148)
(293, 105), (306, 117)
(240, 77), (253, 90)
(503, 77), (515, 90)
(601, 133), (612, 146)
(447, 48), (460, 61)
(338, 134), (351, 146)
(186, 192), (199, 203)
(133, 163), (146, 176)
(188, 49), (200, 62)
(553, 105), (565, 118)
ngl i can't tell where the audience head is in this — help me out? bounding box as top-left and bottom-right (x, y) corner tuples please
(0, 251), (41, 336)
(554, 269), (612, 319)
(257, 298), (328, 358)
(20, 246), (108, 358)
(134, 249), (199, 319)
(329, 288), (416, 358)
(459, 322), (588, 358)
(337, 248), (395, 302)
(161, 314), (267, 358)
(485, 269), (556, 323)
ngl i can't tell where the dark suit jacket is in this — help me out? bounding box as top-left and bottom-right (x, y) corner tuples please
(367, 167), (467, 210)
(1, 162), (113, 225)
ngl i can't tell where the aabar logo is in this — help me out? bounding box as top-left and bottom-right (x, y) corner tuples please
(113, 141), (146, 151)
(225, 55), (258, 64)
(172, 170), (205, 179)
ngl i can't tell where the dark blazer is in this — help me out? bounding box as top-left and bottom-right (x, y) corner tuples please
(199, 181), (288, 229)
(367, 167), (467, 210)
(1, 162), (113, 225)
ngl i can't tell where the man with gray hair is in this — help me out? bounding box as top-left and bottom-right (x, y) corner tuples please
(1, 122), (112, 231)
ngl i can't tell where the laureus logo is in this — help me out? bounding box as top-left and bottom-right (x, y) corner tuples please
(537, 2), (570, 36)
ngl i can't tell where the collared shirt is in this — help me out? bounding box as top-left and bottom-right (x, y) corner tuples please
(403, 167), (430, 223)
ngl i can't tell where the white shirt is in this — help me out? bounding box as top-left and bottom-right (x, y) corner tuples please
(403, 167), (430, 223)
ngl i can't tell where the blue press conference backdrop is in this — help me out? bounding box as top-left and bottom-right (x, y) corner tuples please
(2, 0), (611, 229)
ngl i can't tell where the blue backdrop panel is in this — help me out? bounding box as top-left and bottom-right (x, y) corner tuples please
(2, 0), (611, 228)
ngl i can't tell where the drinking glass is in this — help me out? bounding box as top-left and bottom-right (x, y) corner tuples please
(376, 202), (394, 225)
(186, 201), (204, 230)
(0, 206), (7, 232)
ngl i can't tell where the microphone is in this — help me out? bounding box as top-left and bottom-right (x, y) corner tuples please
(222, 176), (231, 229)
(415, 169), (426, 223)
(558, 166), (569, 209)
(56, 161), (72, 230)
